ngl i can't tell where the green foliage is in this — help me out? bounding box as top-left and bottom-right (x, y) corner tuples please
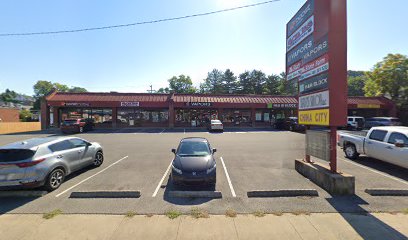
(69, 87), (88, 93)
(165, 210), (182, 219)
(222, 69), (238, 94)
(19, 109), (33, 122)
(157, 87), (170, 93)
(0, 89), (18, 103)
(364, 54), (408, 106)
(348, 75), (367, 96)
(43, 209), (63, 219)
(168, 75), (196, 93)
(347, 70), (366, 78)
(200, 69), (224, 94)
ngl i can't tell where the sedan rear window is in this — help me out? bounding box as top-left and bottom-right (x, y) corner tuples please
(0, 149), (35, 162)
(178, 141), (210, 156)
(62, 120), (77, 125)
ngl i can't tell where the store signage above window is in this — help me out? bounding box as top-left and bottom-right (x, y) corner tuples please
(357, 104), (381, 109)
(185, 102), (213, 107)
(268, 103), (298, 109)
(64, 102), (90, 107)
(120, 102), (140, 107)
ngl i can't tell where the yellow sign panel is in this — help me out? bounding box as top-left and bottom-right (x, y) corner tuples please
(357, 104), (381, 109)
(299, 109), (330, 126)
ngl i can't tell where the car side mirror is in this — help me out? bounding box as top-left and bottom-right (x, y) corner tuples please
(86, 142), (92, 147)
(394, 140), (405, 148)
(171, 149), (176, 154)
(212, 148), (217, 154)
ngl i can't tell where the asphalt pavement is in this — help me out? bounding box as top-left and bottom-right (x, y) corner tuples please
(0, 128), (407, 214)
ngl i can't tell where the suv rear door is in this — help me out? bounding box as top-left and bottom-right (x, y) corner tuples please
(0, 149), (35, 185)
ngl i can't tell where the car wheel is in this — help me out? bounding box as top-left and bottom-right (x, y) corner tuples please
(44, 168), (65, 192)
(79, 126), (84, 133)
(344, 144), (358, 160)
(93, 151), (104, 167)
(289, 125), (294, 131)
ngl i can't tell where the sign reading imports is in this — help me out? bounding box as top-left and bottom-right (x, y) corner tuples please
(121, 102), (140, 107)
(299, 108), (329, 126)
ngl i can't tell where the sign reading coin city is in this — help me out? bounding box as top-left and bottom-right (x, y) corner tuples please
(286, 0), (347, 127)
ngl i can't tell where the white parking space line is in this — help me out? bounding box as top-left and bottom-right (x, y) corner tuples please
(55, 156), (129, 198)
(338, 156), (408, 186)
(220, 157), (236, 197)
(159, 129), (165, 134)
(184, 129), (186, 134)
(152, 161), (173, 197)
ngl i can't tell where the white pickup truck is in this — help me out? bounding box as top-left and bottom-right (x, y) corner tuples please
(337, 126), (408, 169)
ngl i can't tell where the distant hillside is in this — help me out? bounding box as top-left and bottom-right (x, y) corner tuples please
(347, 70), (366, 78)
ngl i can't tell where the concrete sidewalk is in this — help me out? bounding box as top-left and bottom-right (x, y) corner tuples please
(0, 213), (407, 240)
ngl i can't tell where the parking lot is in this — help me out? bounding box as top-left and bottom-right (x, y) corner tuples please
(0, 128), (407, 214)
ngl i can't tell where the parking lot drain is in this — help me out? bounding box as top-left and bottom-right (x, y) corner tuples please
(247, 189), (318, 198)
(69, 191), (141, 198)
(0, 191), (47, 198)
(365, 189), (408, 196)
(168, 191), (222, 198)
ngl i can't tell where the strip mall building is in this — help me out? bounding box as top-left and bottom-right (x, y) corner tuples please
(41, 91), (397, 129)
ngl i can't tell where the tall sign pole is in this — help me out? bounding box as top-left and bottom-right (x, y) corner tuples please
(286, 0), (347, 172)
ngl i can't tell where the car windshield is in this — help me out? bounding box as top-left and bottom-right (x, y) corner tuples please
(0, 149), (35, 163)
(178, 141), (210, 156)
(63, 120), (77, 125)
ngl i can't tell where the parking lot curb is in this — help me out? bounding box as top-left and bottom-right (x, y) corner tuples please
(365, 189), (408, 196)
(247, 189), (319, 198)
(69, 190), (141, 198)
(0, 191), (48, 198)
(168, 191), (222, 198)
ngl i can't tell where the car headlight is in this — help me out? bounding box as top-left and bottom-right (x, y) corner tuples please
(207, 164), (216, 174)
(172, 165), (182, 174)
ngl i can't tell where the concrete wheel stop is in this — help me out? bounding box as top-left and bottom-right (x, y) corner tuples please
(295, 159), (355, 195)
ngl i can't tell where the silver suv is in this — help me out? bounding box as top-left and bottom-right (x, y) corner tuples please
(0, 137), (103, 191)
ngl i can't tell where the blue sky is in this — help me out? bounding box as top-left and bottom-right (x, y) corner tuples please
(0, 0), (407, 95)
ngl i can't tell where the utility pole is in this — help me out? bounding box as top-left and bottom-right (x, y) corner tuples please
(147, 85), (154, 93)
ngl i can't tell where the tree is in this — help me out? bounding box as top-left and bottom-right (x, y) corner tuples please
(157, 87), (170, 93)
(200, 69), (224, 94)
(0, 89), (18, 103)
(69, 87), (88, 93)
(348, 75), (367, 96)
(249, 70), (267, 94)
(168, 75), (196, 93)
(278, 72), (297, 95)
(222, 69), (238, 94)
(19, 109), (32, 122)
(347, 70), (366, 78)
(238, 71), (253, 94)
(364, 54), (408, 105)
(264, 74), (280, 95)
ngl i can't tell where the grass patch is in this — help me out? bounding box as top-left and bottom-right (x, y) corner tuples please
(225, 209), (237, 218)
(125, 211), (137, 218)
(43, 209), (63, 219)
(291, 210), (311, 216)
(165, 210), (182, 219)
(253, 210), (266, 217)
(403, 209), (408, 215)
(190, 207), (209, 219)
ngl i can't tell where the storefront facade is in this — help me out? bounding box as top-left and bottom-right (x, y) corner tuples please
(41, 91), (397, 129)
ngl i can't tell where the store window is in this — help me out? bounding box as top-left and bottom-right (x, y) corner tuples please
(256, 110), (272, 122)
(221, 109), (251, 126)
(117, 108), (168, 126)
(60, 108), (113, 126)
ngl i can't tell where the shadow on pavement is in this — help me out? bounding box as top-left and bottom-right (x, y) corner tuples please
(327, 195), (407, 239)
(345, 156), (408, 182)
(163, 178), (216, 205)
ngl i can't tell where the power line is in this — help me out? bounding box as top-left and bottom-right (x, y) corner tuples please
(0, 0), (280, 37)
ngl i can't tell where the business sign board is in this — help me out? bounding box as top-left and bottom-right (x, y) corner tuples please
(120, 102), (140, 107)
(299, 90), (329, 110)
(299, 73), (328, 94)
(185, 102), (212, 107)
(287, 16), (314, 52)
(299, 108), (329, 126)
(64, 102), (90, 107)
(357, 104), (381, 109)
(267, 103), (298, 109)
(286, 0), (347, 127)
